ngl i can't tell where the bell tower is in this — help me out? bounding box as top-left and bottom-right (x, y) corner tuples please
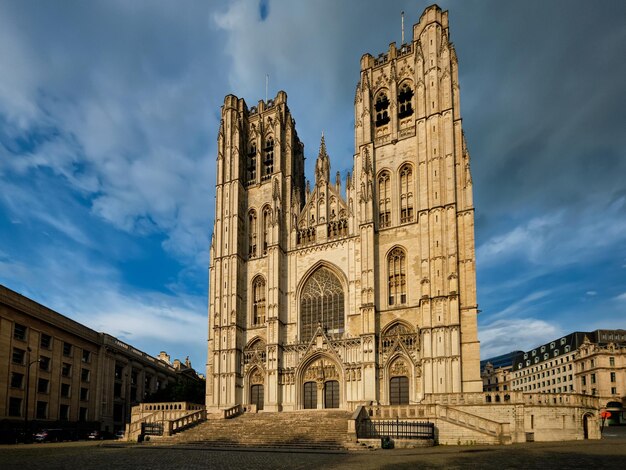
(354, 4), (481, 394)
(207, 92), (305, 411)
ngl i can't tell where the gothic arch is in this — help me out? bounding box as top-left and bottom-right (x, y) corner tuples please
(295, 351), (344, 410)
(250, 275), (267, 327)
(296, 261), (348, 343)
(381, 319), (415, 336)
(296, 260), (348, 300)
(386, 245), (408, 306)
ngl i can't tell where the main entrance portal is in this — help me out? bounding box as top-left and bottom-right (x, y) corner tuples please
(324, 380), (339, 408)
(303, 382), (317, 409)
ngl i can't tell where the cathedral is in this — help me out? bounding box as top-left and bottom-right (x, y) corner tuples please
(206, 5), (482, 413)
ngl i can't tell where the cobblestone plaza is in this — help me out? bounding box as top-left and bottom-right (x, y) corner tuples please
(1, 434), (625, 470)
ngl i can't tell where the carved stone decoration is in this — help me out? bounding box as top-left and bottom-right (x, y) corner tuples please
(250, 369), (264, 385)
(390, 359), (409, 377)
(302, 358), (339, 383)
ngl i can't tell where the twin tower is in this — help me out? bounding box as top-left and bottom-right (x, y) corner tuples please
(206, 5), (481, 413)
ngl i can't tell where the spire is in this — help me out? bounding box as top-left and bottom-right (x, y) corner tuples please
(315, 132), (330, 184)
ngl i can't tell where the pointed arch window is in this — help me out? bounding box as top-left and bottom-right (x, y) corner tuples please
(247, 143), (257, 184)
(300, 267), (345, 342)
(398, 83), (414, 119)
(248, 210), (257, 257)
(263, 137), (274, 180)
(399, 164), (414, 223)
(252, 276), (266, 326)
(388, 248), (407, 305)
(375, 92), (390, 127)
(378, 171), (391, 228)
(262, 206), (271, 255)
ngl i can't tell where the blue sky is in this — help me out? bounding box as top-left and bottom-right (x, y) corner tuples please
(1, 0), (625, 371)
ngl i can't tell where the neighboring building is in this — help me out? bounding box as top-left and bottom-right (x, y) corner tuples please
(511, 329), (626, 424)
(0, 284), (182, 436)
(207, 5), (482, 413)
(480, 351), (522, 392)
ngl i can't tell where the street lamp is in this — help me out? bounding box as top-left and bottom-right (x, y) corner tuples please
(23, 347), (40, 443)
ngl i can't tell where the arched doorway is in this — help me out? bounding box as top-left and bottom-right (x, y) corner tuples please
(583, 413), (590, 439)
(250, 384), (264, 411)
(324, 380), (339, 408)
(299, 355), (342, 410)
(303, 382), (317, 409)
(390, 376), (409, 405)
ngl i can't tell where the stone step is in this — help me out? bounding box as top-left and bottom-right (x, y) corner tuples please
(165, 410), (352, 450)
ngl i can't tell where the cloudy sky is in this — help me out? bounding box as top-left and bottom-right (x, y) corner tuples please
(1, 0), (625, 370)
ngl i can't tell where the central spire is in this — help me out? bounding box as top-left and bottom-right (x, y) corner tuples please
(315, 132), (330, 184)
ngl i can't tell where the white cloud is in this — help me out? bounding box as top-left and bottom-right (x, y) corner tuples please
(477, 196), (626, 268)
(614, 293), (626, 302)
(479, 318), (562, 358)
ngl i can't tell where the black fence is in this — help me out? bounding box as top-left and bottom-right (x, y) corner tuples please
(142, 422), (163, 436)
(357, 418), (434, 440)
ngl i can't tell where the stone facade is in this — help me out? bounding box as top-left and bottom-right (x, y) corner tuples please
(0, 284), (180, 434)
(206, 5), (481, 413)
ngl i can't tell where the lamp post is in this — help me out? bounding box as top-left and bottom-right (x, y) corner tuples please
(23, 347), (40, 443)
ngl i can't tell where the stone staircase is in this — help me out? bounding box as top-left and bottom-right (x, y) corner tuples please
(161, 410), (353, 450)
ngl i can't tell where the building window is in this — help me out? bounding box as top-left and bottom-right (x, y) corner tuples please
(388, 247), (407, 305)
(378, 171), (391, 228)
(610, 357), (615, 367)
(13, 323), (27, 341)
(62, 363), (72, 378)
(114, 382), (122, 398)
(40, 333), (52, 349)
(79, 407), (88, 422)
(10, 372), (24, 389)
(591, 373), (596, 384)
(397, 82), (414, 119)
(612, 387), (617, 394)
(610, 372), (616, 382)
(37, 378), (49, 394)
(63, 342), (72, 357)
(399, 164), (414, 223)
(80, 387), (89, 401)
(252, 276), (266, 327)
(581, 376), (586, 386)
(12, 348), (25, 365)
(375, 91), (390, 127)
(82, 350), (91, 363)
(61, 383), (71, 398)
(59, 404), (69, 421)
(81, 368), (90, 383)
(262, 207), (271, 255)
(300, 267), (345, 342)
(115, 364), (124, 380)
(247, 143), (257, 184)
(9, 397), (22, 417)
(262, 136), (274, 179)
(36, 401), (47, 419)
(39, 356), (51, 372)
(248, 210), (257, 257)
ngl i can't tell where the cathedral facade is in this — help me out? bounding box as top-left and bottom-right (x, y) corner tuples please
(206, 5), (481, 413)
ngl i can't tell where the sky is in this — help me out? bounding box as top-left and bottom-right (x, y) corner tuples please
(1, 0), (625, 371)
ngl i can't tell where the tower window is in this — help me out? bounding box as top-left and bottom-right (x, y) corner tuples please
(252, 276), (266, 327)
(263, 137), (274, 180)
(375, 92), (390, 127)
(388, 247), (407, 305)
(248, 210), (257, 257)
(262, 206), (271, 255)
(399, 164), (414, 223)
(247, 143), (257, 184)
(398, 83), (414, 119)
(378, 171), (391, 228)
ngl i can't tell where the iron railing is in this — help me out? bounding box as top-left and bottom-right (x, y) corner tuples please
(357, 418), (434, 440)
